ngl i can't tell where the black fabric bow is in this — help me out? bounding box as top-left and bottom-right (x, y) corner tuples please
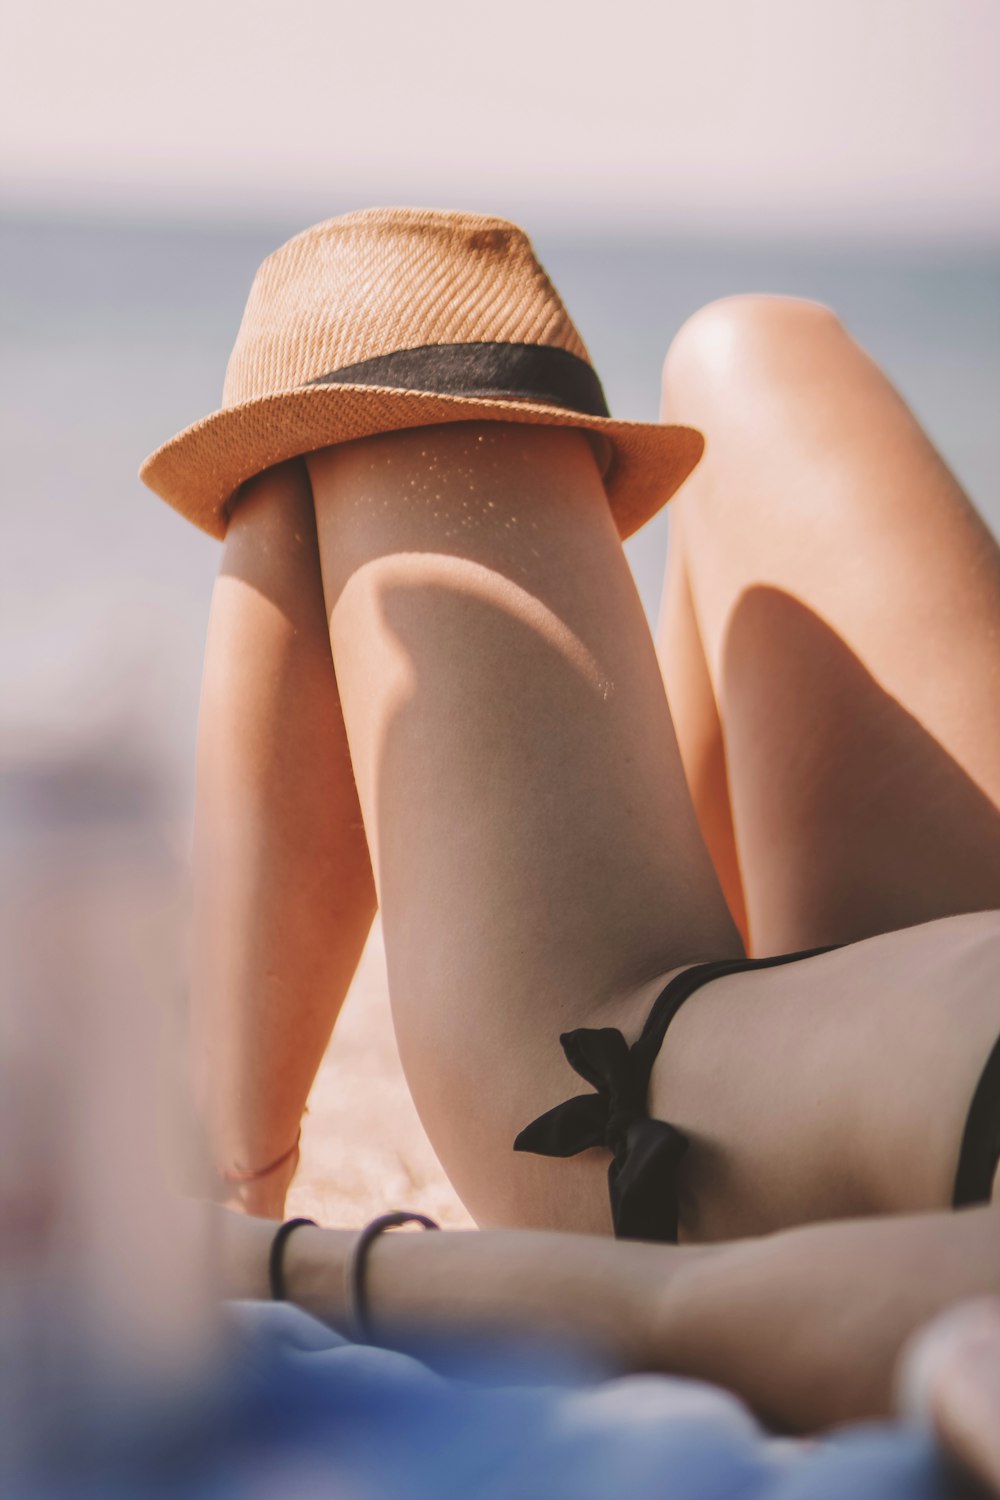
(513, 1024), (688, 1243)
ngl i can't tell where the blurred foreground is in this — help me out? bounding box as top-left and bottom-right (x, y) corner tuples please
(1, 743), (994, 1498)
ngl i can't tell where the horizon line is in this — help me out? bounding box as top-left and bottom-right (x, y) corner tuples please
(3, 189), (999, 258)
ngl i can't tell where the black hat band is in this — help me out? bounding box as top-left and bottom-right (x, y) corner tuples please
(306, 341), (610, 419)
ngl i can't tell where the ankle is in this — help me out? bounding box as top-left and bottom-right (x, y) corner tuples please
(218, 1167), (295, 1220)
(215, 1131), (302, 1221)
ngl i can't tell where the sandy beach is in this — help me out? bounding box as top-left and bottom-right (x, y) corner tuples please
(285, 915), (474, 1231)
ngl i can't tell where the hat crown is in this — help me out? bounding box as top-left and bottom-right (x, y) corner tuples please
(222, 208), (592, 408)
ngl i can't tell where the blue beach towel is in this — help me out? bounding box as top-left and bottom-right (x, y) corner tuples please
(18, 1301), (970, 1498)
(212, 1302), (965, 1500)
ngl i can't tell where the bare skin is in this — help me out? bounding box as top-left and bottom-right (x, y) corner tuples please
(191, 296), (1000, 1241)
(190, 461), (376, 1214)
(657, 295), (1000, 955)
(215, 1201), (1000, 1438)
(649, 295), (1000, 1238)
(307, 421), (740, 1233)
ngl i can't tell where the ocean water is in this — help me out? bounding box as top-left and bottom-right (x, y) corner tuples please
(2, 213), (998, 813)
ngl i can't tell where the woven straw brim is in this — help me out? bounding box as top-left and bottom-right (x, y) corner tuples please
(139, 385), (704, 542)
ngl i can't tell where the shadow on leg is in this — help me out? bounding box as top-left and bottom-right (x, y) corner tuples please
(640, 298), (1000, 1240)
(657, 514), (749, 945)
(720, 586), (1000, 948)
(309, 423), (741, 1233)
(659, 294), (1000, 953)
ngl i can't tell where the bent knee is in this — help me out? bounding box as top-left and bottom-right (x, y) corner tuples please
(662, 295), (846, 410)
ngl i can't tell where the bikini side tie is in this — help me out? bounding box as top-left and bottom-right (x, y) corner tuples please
(513, 1024), (688, 1243)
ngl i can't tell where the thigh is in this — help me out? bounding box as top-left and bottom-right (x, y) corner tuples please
(308, 423), (741, 1232)
(660, 295), (1000, 955)
(656, 514), (749, 945)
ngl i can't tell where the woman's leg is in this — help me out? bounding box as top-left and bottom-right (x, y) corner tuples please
(191, 460), (376, 1217)
(308, 423), (742, 1234)
(657, 521), (749, 944)
(657, 295), (1000, 956)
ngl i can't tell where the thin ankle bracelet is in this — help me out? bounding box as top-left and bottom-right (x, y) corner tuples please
(219, 1128), (301, 1184)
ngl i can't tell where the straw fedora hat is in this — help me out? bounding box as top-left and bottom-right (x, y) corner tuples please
(139, 207), (704, 540)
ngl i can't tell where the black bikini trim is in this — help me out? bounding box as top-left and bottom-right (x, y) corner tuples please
(514, 947), (836, 1243)
(305, 341), (611, 419)
(953, 1029), (1000, 1207)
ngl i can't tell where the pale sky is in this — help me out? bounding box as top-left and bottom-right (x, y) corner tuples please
(2, 0), (998, 240)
